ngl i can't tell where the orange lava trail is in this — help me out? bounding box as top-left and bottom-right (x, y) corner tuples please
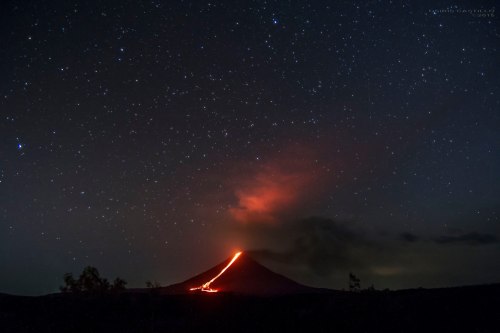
(189, 251), (242, 293)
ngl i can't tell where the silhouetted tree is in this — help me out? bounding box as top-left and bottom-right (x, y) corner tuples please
(60, 273), (80, 293)
(349, 272), (361, 292)
(79, 266), (109, 293)
(112, 277), (127, 291)
(60, 266), (127, 294)
(146, 280), (161, 288)
(145, 280), (161, 296)
(363, 284), (376, 293)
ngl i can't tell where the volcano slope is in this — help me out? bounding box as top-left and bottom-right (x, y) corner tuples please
(160, 252), (320, 295)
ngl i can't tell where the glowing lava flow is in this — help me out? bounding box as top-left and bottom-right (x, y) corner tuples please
(189, 251), (243, 293)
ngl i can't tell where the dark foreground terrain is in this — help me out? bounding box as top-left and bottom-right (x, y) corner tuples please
(1, 284), (499, 333)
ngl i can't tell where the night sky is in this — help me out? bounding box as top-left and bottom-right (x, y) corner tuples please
(1, 0), (499, 296)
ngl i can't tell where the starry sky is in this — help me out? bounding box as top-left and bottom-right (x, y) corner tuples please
(1, 0), (499, 295)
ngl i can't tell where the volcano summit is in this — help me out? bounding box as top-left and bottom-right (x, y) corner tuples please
(161, 251), (317, 295)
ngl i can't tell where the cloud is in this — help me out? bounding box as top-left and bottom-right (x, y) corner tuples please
(400, 232), (419, 242)
(244, 217), (500, 287)
(248, 217), (374, 276)
(227, 147), (325, 224)
(229, 169), (310, 223)
(434, 232), (499, 246)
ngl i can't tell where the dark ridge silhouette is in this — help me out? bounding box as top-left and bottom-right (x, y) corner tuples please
(161, 252), (320, 295)
(1, 283), (500, 333)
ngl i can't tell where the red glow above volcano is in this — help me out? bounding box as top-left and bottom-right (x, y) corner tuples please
(223, 144), (332, 224)
(229, 169), (312, 223)
(189, 251), (243, 293)
(230, 178), (295, 223)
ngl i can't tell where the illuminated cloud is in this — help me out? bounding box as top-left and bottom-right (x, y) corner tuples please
(228, 150), (321, 224)
(230, 172), (303, 223)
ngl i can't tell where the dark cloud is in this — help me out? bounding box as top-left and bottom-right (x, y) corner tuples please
(243, 219), (500, 289)
(400, 232), (419, 243)
(248, 217), (376, 276)
(434, 232), (499, 246)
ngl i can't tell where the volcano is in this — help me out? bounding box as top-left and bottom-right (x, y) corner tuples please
(161, 251), (318, 295)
